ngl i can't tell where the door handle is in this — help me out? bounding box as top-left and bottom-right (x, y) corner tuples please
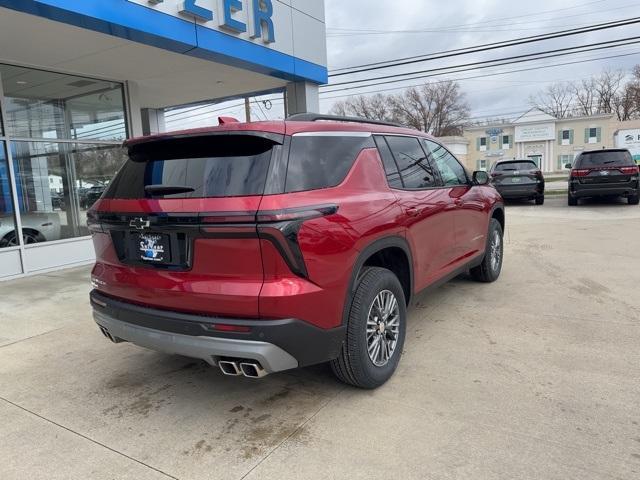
(406, 207), (421, 217)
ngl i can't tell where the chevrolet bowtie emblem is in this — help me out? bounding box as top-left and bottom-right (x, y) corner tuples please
(129, 218), (150, 230)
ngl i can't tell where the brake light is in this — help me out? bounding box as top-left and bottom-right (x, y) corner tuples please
(620, 166), (639, 175)
(571, 169), (590, 177)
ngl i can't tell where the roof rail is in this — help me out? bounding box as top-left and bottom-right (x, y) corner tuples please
(286, 113), (406, 129)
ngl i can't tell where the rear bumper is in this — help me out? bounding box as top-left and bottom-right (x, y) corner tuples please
(570, 180), (639, 198)
(90, 290), (345, 372)
(494, 183), (543, 199)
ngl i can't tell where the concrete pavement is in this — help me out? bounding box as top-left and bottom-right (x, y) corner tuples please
(1, 196), (639, 480)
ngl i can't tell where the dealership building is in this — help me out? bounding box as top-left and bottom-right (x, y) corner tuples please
(0, 0), (327, 280)
(443, 109), (640, 173)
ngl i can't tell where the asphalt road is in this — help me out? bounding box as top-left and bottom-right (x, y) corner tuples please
(1, 196), (639, 480)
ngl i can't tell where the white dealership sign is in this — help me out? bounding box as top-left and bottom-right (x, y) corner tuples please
(515, 123), (556, 143)
(615, 129), (640, 161)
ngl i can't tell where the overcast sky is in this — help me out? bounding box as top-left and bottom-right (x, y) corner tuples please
(166, 0), (640, 129)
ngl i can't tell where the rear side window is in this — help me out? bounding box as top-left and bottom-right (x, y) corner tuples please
(576, 150), (634, 168)
(495, 161), (537, 171)
(385, 136), (438, 189)
(285, 134), (374, 193)
(104, 135), (276, 199)
(374, 136), (403, 188)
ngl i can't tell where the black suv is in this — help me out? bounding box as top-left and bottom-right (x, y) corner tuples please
(489, 159), (545, 205)
(566, 149), (639, 206)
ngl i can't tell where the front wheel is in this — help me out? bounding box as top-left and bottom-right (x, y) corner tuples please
(331, 267), (407, 389)
(470, 218), (503, 283)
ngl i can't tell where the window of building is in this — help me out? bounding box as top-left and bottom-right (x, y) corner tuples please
(479, 137), (487, 152)
(0, 64), (127, 247)
(385, 136), (438, 189)
(424, 140), (468, 186)
(586, 127), (600, 144)
(560, 129), (573, 146)
(477, 159), (488, 171)
(501, 135), (511, 150)
(558, 154), (574, 170)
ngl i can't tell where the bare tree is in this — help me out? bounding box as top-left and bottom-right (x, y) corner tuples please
(389, 81), (470, 136)
(329, 81), (469, 136)
(329, 94), (393, 121)
(529, 83), (574, 119)
(594, 69), (625, 114)
(571, 78), (597, 117)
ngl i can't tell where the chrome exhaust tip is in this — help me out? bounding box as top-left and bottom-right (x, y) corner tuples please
(218, 360), (242, 376)
(239, 362), (268, 379)
(99, 326), (123, 344)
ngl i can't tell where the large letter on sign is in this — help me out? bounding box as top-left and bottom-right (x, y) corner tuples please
(222, 0), (247, 33)
(252, 0), (275, 43)
(180, 0), (213, 21)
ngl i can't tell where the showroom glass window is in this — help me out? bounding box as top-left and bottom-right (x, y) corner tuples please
(0, 64), (127, 246)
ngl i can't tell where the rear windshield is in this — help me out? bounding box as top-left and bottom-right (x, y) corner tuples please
(285, 135), (374, 193)
(576, 150), (634, 168)
(104, 135), (276, 199)
(495, 161), (537, 171)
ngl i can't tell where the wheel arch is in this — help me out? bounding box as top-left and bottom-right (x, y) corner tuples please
(342, 236), (414, 326)
(490, 203), (505, 232)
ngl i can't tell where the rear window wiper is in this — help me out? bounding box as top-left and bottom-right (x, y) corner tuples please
(144, 185), (195, 196)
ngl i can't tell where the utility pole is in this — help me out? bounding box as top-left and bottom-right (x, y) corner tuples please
(245, 98), (251, 122)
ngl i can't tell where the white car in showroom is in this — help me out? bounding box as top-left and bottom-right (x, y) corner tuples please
(0, 212), (61, 247)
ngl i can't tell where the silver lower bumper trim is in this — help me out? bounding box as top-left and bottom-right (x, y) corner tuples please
(93, 310), (298, 373)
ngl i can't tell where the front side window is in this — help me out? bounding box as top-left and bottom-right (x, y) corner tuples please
(385, 136), (438, 189)
(424, 140), (468, 186)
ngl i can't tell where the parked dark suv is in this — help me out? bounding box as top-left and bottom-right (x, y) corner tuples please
(490, 159), (545, 205)
(88, 115), (505, 389)
(567, 149), (639, 206)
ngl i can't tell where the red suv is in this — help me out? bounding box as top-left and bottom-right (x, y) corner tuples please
(88, 114), (505, 388)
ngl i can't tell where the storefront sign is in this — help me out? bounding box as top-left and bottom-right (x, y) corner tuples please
(130, 0), (276, 43)
(514, 123), (555, 143)
(615, 129), (640, 162)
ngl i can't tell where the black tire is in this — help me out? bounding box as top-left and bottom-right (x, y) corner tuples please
(568, 194), (578, 206)
(331, 267), (407, 389)
(629, 194), (639, 205)
(470, 218), (503, 283)
(535, 195), (545, 205)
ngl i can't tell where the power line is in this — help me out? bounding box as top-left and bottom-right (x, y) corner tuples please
(329, 16), (640, 76)
(327, 0), (607, 36)
(321, 41), (640, 93)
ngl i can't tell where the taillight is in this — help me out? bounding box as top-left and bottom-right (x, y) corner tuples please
(620, 166), (640, 175)
(86, 211), (105, 233)
(200, 204), (339, 279)
(571, 169), (590, 177)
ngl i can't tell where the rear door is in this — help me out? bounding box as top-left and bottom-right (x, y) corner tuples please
(377, 135), (456, 291)
(89, 133), (284, 318)
(424, 140), (487, 262)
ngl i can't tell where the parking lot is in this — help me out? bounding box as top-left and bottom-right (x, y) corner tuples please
(1, 196), (639, 480)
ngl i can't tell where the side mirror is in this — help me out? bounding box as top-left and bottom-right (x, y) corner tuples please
(473, 170), (490, 185)
(564, 163), (572, 169)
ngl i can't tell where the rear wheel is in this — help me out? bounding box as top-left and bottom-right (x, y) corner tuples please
(629, 193), (639, 205)
(331, 267), (406, 389)
(470, 218), (503, 283)
(535, 195), (545, 205)
(568, 194), (578, 206)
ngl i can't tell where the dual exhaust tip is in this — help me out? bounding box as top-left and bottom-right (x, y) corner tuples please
(218, 359), (268, 378)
